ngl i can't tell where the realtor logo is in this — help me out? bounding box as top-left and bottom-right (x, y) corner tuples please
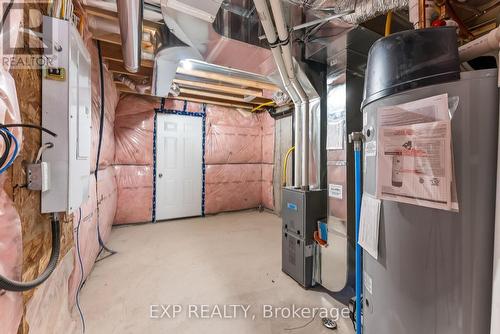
(1, 1), (55, 69)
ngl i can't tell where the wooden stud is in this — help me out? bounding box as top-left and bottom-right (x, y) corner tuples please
(177, 67), (279, 91)
(173, 78), (263, 97)
(107, 59), (152, 78)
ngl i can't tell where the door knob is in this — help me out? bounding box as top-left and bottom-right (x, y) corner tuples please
(159, 173), (163, 178)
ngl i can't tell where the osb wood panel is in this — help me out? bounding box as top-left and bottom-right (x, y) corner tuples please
(4, 1), (74, 333)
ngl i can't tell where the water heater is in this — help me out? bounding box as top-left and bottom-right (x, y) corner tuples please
(361, 28), (498, 334)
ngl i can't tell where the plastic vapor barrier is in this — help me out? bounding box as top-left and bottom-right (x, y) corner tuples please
(26, 251), (79, 334)
(68, 176), (98, 307)
(205, 164), (262, 214)
(86, 39), (118, 171)
(114, 95), (157, 165)
(0, 67), (23, 334)
(262, 164), (274, 210)
(0, 176), (23, 334)
(261, 112), (275, 164)
(204, 105), (276, 214)
(114, 165), (153, 225)
(97, 167), (118, 243)
(206, 105), (263, 164)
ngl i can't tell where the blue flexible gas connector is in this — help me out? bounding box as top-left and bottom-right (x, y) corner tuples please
(354, 139), (363, 334)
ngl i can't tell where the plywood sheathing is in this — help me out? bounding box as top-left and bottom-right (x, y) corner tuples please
(4, 2), (74, 333)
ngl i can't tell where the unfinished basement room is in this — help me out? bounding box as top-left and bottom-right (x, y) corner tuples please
(0, 0), (499, 333)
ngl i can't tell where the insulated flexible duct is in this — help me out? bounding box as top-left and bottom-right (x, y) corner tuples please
(0, 219), (60, 292)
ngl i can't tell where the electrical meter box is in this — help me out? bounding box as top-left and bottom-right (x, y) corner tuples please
(41, 16), (91, 213)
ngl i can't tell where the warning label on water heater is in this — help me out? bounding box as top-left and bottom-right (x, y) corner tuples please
(328, 184), (343, 199)
(375, 94), (456, 211)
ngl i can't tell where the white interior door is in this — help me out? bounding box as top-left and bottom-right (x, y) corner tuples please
(156, 114), (203, 220)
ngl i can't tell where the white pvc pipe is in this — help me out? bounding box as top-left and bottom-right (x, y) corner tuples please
(459, 27), (500, 63)
(254, 0), (303, 188)
(269, 0), (310, 189)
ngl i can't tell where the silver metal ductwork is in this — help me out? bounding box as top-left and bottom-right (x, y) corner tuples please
(151, 25), (202, 97)
(159, 0), (276, 78)
(116, 0), (144, 73)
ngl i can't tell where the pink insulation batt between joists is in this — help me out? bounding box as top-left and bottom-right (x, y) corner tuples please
(0, 61), (24, 334)
(86, 38), (119, 172)
(205, 105), (275, 213)
(113, 165), (153, 225)
(68, 166), (117, 308)
(205, 164), (263, 214)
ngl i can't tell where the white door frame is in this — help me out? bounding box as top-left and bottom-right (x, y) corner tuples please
(154, 112), (204, 221)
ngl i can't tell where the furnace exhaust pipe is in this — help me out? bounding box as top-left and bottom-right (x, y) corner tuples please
(253, 0), (303, 188)
(116, 0), (144, 73)
(269, 0), (309, 190)
(254, 0), (310, 189)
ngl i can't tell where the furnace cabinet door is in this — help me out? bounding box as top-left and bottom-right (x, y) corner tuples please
(156, 114), (203, 220)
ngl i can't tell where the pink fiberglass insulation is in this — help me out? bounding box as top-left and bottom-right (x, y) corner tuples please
(114, 94), (157, 165)
(163, 99), (204, 113)
(185, 101), (204, 113)
(114, 165), (153, 225)
(26, 251), (79, 334)
(68, 176), (99, 307)
(206, 105), (263, 164)
(90, 112), (115, 170)
(260, 112), (275, 164)
(206, 125), (262, 164)
(114, 109), (155, 165)
(97, 167), (118, 244)
(0, 67), (23, 334)
(0, 176), (23, 334)
(262, 164), (274, 210)
(115, 94), (159, 117)
(205, 164), (262, 214)
(86, 39), (118, 171)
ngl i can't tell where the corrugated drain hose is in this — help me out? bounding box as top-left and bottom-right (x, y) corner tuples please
(0, 217), (60, 292)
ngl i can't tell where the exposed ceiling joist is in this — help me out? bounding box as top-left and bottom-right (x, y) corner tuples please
(178, 88), (270, 105)
(173, 79), (263, 97)
(176, 68), (279, 91)
(107, 59), (152, 78)
(99, 41), (154, 68)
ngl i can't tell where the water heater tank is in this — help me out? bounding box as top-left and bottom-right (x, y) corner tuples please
(362, 27), (460, 108)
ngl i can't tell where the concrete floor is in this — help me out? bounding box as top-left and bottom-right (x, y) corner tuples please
(80, 211), (354, 334)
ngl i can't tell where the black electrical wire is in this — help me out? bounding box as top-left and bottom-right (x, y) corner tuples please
(0, 217), (60, 292)
(75, 208), (86, 333)
(0, 129), (12, 168)
(0, 123), (58, 137)
(95, 40), (117, 257)
(0, 0), (14, 33)
(0, 123), (58, 291)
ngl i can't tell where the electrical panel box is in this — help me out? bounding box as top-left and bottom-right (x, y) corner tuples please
(41, 16), (91, 213)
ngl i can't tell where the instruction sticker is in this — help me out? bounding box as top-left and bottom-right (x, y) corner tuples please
(365, 141), (377, 157)
(328, 184), (343, 200)
(364, 271), (373, 295)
